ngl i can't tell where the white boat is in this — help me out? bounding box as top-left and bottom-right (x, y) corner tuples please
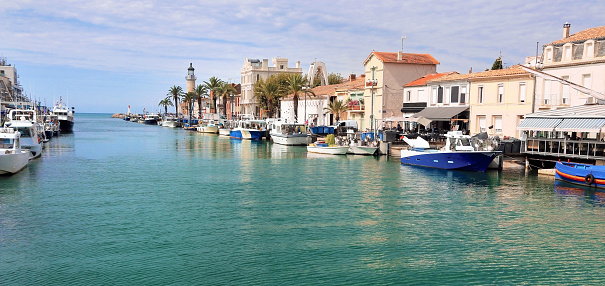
(160, 114), (179, 128)
(143, 113), (160, 125)
(0, 128), (30, 175)
(218, 128), (231, 136)
(197, 119), (219, 134)
(269, 120), (309, 146)
(348, 145), (378, 155)
(51, 97), (74, 133)
(3, 109), (42, 159)
(230, 119), (268, 140)
(307, 143), (348, 155)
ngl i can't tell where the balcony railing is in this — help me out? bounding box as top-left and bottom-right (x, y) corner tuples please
(348, 105), (365, 111)
(523, 137), (605, 160)
(537, 93), (570, 107)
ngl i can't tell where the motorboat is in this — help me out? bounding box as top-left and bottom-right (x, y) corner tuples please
(0, 128), (30, 175)
(51, 97), (74, 133)
(4, 109), (43, 158)
(269, 120), (308, 146)
(160, 114), (179, 128)
(555, 161), (605, 188)
(336, 132), (378, 155)
(143, 113), (160, 125)
(400, 131), (500, 172)
(307, 142), (349, 155)
(197, 119), (219, 134)
(230, 119), (268, 140)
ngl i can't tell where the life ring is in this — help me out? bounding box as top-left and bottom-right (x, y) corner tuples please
(585, 174), (595, 185)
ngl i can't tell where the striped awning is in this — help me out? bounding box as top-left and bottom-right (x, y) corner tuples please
(517, 118), (563, 131)
(555, 118), (605, 132)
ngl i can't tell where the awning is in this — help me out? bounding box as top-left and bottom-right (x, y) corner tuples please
(555, 118), (605, 132)
(412, 106), (469, 121)
(517, 118), (562, 131)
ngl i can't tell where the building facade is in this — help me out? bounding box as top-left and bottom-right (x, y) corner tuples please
(241, 58), (302, 117)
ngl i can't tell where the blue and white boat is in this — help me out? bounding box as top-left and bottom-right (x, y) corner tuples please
(230, 119), (267, 140)
(400, 131), (500, 172)
(555, 161), (605, 188)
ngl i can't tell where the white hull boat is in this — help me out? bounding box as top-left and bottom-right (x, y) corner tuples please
(0, 128), (30, 175)
(307, 144), (348, 155)
(218, 128), (231, 136)
(348, 145), (378, 155)
(269, 120), (308, 146)
(4, 109), (43, 159)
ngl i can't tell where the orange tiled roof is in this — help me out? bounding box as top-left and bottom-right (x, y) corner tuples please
(547, 25), (605, 46)
(428, 65), (529, 83)
(404, 72), (457, 87)
(283, 74), (366, 99)
(364, 51), (440, 66)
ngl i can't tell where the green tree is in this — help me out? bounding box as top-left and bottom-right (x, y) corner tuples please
(203, 77), (225, 112)
(328, 73), (344, 85)
(254, 77), (284, 118)
(195, 84), (208, 117)
(158, 97), (173, 115)
(167, 85), (183, 116)
(285, 73), (309, 123)
(183, 91), (196, 117)
(324, 99), (348, 122)
(216, 82), (237, 117)
(491, 56), (503, 70)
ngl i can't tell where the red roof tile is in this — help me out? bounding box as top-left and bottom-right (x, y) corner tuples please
(547, 25), (605, 46)
(283, 74), (366, 99)
(404, 72), (457, 87)
(428, 65), (529, 83)
(364, 51), (440, 66)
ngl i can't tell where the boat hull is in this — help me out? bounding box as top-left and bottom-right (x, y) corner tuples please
(59, 119), (74, 133)
(0, 151), (30, 175)
(348, 146), (378, 155)
(230, 129), (265, 140)
(144, 119), (158, 125)
(271, 133), (308, 146)
(218, 128), (231, 136)
(307, 145), (348, 155)
(400, 150), (499, 172)
(197, 126), (219, 134)
(555, 161), (605, 189)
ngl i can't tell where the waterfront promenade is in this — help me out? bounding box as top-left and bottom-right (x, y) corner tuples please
(1, 113), (605, 285)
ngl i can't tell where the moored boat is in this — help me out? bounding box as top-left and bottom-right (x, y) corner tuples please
(0, 127), (30, 175)
(269, 120), (308, 146)
(400, 131), (500, 172)
(197, 119), (219, 134)
(555, 161), (605, 188)
(51, 97), (74, 133)
(230, 119), (267, 140)
(143, 113), (160, 125)
(307, 142), (349, 155)
(3, 109), (42, 159)
(348, 145), (378, 155)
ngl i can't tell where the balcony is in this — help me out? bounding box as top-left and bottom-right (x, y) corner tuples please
(524, 137), (605, 160)
(537, 93), (570, 108)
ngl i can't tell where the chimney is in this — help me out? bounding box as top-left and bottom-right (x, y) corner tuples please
(563, 22), (571, 38)
(397, 51), (403, 61)
(349, 74), (356, 81)
(296, 61), (300, 68)
(262, 59), (268, 69)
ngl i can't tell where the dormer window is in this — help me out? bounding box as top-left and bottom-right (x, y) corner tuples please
(544, 46), (553, 63)
(563, 43), (572, 61)
(584, 40), (595, 59)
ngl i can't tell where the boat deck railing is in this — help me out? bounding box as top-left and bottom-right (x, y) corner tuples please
(523, 137), (605, 160)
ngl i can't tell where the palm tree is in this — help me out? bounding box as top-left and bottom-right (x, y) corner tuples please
(158, 97), (173, 115)
(168, 85), (183, 116)
(254, 78), (283, 118)
(202, 77), (224, 113)
(195, 84), (208, 117)
(285, 73), (307, 123)
(216, 82), (237, 117)
(324, 99), (348, 122)
(183, 91), (196, 118)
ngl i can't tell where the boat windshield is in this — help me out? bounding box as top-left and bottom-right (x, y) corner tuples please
(15, 127), (31, 137)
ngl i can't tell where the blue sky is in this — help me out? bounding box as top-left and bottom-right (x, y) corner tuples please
(1, 0), (604, 113)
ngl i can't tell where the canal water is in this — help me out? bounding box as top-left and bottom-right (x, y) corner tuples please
(1, 113), (605, 285)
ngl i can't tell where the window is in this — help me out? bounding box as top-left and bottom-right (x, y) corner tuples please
(562, 76), (569, 104)
(256, 74), (260, 81)
(451, 86), (459, 103)
(406, 90), (411, 102)
(280, 65), (284, 69)
(583, 74), (592, 91)
(498, 84), (504, 103)
(563, 44), (572, 61)
(460, 87), (466, 104)
(586, 42), (595, 58)
(479, 116), (486, 133)
(544, 79), (551, 104)
(437, 86), (443, 103)
(478, 86), (484, 103)
(494, 116), (502, 133)
(519, 83), (526, 103)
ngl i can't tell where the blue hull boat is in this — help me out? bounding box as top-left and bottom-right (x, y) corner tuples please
(401, 150), (499, 172)
(555, 161), (605, 188)
(229, 129), (264, 140)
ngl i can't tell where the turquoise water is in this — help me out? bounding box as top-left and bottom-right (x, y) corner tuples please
(2, 113), (605, 285)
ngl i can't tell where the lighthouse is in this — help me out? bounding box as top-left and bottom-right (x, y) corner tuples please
(186, 63), (196, 93)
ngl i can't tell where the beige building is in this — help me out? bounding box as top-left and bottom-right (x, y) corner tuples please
(240, 57), (302, 117)
(467, 65), (534, 138)
(362, 51), (438, 130)
(536, 24), (605, 109)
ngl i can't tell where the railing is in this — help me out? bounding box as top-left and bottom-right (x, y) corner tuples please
(536, 93), (570, 108)
(348, 105), (364, 111)
(523, 137), (605, 160)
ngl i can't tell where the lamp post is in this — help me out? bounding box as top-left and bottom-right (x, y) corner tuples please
(302, 86), (309, 125)
(366, 74), (378, 133)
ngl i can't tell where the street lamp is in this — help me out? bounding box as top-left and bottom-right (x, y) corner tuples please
(366, 75), (378, 133)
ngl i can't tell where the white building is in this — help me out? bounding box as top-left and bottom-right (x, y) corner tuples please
(240, 57), (302, 117)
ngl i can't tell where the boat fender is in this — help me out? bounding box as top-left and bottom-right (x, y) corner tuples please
(585, 174), (595, 185)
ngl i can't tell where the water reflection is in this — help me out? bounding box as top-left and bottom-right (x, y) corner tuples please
(554, 180), (605, 206)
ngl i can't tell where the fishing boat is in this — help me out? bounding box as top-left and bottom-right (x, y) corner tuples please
(230, 119), (267, 140)
(143, 113), (160, 125)
(51, 97), (74, 133)
(197, 119), (219, 134)
(555, 161), (605, 188)
(307, 142), (349, 155)
(269, 120), (308, 146)
(400, 131), (500, 172)
(0, 127), (30, 175)
(3, 109), (43, 158)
